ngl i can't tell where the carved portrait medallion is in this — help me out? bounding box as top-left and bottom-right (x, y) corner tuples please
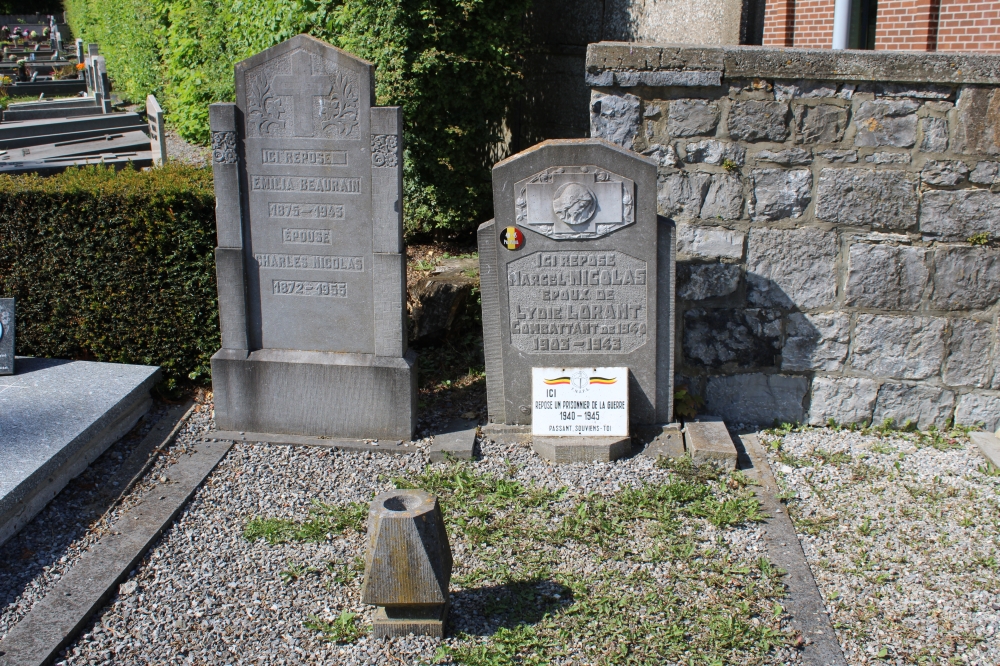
(514, 166), (635, 240)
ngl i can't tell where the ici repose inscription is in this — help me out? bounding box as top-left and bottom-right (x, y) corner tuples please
(508, 250), (647, 354)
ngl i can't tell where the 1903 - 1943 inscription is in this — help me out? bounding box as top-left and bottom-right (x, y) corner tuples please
(507, 250), (648, 354)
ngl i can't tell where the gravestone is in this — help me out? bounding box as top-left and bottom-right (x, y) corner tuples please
(75, 38), (83, 65)
(479, 139), (674, 461)
(0, 298), (13, 375)
(146, 94), (166, 166)
(209, 34), (415, 441)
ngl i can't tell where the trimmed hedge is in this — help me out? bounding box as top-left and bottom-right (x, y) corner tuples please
(63, 0), (532, 240)
(0, 165), (219, 389)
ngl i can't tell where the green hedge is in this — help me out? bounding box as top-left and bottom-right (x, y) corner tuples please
(0, 165), (219, 389)
(63, 0), (532, 239)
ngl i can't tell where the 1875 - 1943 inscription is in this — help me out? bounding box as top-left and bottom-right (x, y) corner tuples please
(508, 250), (648, 354)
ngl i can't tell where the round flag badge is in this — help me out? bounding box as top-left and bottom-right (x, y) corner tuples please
(502, 226), (525, 251)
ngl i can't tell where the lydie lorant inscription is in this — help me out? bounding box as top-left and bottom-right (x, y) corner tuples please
(508, 250), (648, 354)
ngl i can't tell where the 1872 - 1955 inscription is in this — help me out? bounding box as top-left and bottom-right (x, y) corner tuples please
(507, 250), (648, 354)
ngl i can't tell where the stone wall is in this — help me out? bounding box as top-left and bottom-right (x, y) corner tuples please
(587, 44), (1000, 429)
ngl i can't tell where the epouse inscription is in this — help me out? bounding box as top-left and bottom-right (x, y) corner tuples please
(508, 251), (648, 354)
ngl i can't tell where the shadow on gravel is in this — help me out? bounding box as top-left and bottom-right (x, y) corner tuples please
(448, 578), (574, 637)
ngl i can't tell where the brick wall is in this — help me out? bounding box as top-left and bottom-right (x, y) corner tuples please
(762, 0), (796, 46)
(874, 0), (939, 50)
(937, 0), (1000, 51)
(586, 44), (1000, 428)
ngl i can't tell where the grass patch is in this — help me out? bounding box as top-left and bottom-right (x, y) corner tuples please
(305, 612), (366, 643)
(243, 500), (367, 544)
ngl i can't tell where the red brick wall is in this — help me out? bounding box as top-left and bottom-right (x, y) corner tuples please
(874, 0), (939, 50)
(937, 0), (1000, 51)
(763, 0), (796, 45)
(791, 0), (837, 46)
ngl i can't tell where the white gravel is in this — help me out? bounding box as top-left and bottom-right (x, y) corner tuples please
(762, 427), (1000, 666)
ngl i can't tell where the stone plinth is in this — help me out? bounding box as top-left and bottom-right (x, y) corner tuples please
(532, 435), (631, 463)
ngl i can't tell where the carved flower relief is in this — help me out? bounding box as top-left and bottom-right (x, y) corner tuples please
(211, 131), (238, 164)
(319, 71), (360, 139)
(245, 71), (287, 137)
(371, 134), (398, 168)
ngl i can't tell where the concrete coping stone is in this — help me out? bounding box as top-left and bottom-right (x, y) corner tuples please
(427, 419), (478, 463)
(586, 42), (1000, 86)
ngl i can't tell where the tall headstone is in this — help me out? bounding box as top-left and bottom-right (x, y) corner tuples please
(209, 34), (415, 441)
(0, 298), (13, 375)
(479, 139), (674, 459)
(146, 94), (167, 166)
(91, 56), (111, 113)
(75, 38), (83, 65)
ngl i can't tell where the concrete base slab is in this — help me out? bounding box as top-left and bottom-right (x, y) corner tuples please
(211, 348), (417, 441)
(204, 429), (410, 455)
(0, 358), (160, 548)
(971, 432), (1000, 468)
(481, 423), (531, 445)
(428, 419), (478, 463)
(636, 423), (684, 460)
(684, 416), (738, 469)
(372, 603), (447, 639)
(532, 436), (631, 463)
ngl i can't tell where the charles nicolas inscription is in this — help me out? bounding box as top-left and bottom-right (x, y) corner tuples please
(507, 250), (648, 354)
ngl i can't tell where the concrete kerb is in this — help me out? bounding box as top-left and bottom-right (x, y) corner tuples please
(970, 431), (1000, 469)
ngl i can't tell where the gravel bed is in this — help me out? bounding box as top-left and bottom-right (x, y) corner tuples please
(762, 427), (1000, 666)
(164, 129), (211, 168)
(41, 407), (795, 665)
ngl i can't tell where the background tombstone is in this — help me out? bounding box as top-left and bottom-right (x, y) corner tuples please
(0, 298), (13, 375)
(479, 139), (674, 441)
(209, 34), (415, 441)
(146, 94), (167, 166)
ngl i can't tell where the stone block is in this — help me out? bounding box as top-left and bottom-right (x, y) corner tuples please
(781, 312), (850, 372)
(807, 377), (879, 427)
(746, 227), (837, 309)
(0, 298), (12, 375)
(749, 168), (812, 221)
(957, 394), (1000, 432)
(590, 91), (641, 149)
(684, 417), (738, 469)
(756, 147), (812, 165)
(700, 174), (743, 220)
(361, 489), (452, 638)
(774, 81), (838, 101)
(428, 419), (478, 463)
(815, 168), (918, 230)
(853, 100), (919, 148)
(866, 151), (911, 164)
(531, 436), (631, 463)
(920, 190), (1000, 240)
(683, 308), (781, 368)
(727, 101), (790, 142)
(931, 246), (1000, 310)
(816, 149), (858, 163)
(677, 262), (741, 300)
(872, 383), (956, 430)
(684, 140), (745, 166)
(850, 314), (946, 380)
(943, 318), (993, 388)
(921, 160), (968, 186)
(704, 373), (807, 426)
(919, 117), (949, 153)
(642, 143), (678, 167)
(668, 99), (719, 138)
(793, 104), (848, 144)
(675, 223), (745, 260)
(845, 244), (928, 310)
(970, 161), (1000, 184)
(636, 423), (684, 460)
(953, 86), (1000, 156)
(658, 171), (711, 219)
(970, 431), (1000, 468)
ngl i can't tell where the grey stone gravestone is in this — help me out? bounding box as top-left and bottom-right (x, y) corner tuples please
(479, 139), (675, 458)
(75, 38), (83, 64)
(146, 94), (166, 166)
(91, 55), (111, 113)
(0, 298), (13, 375)
(209, 34), (415, 441)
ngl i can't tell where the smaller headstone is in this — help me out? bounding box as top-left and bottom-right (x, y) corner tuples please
(0, 298), (13, 375)
(92, 55), (111, 113)
(427, 418), (477, 462)
(146, 94), (166, 166)
(74, 38), (83, 64)
(361, 490), (452, 638)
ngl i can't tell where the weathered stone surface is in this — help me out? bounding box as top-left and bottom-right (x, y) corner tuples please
(704, 373), (807, 426)
(684, 417), (738, 468)
(642, 143), (678, 167)
(920, 190), (1000, 240)
(807, 377), (879, 426)
(872, 383), (956, 429)
(921, 160), (969, 186)
(746, 227), (837, 309)
(428, 419), (477, 463)
(865, 151), (911, 164)
(943, 318), (993, 388)
(794, 104), (848, 144)
(677, 262), (741, 300)
(658, 171), (711, 219)
(851, 314), (946, 380)
(701, 174), (744, 220)
(756, 147), (812, 165)
(845, 244), (928, 310)
(953, 86), (1000, 156)
(970, 161), (1000, 184)
(816, 149), (858, 163)
(955, 393), (1000, 431)
(684, 139), (746, 166)
(919, 117), (949, 153)
(0, 298), (12, 375)
(815, 168), (919, 230)
(728, 101), (790, 142)
(668, 99), (719, 138)
(774, 80), (838, 101)
(749, 169), (811, 221)
(676, 223), (745, 259)
(590, 91), (641, 149)
(853, 100), (919, 148)
(683, 308), (780, 368)
(408, 258), (479, 345)
(860, 82), (954, 99)
(931, 246), (1000, 310)
(781, 312), (850, 372)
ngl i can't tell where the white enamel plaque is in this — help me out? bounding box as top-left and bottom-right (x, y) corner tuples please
(531, 367), (629, 437)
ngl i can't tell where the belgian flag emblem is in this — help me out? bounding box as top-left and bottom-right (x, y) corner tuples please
(502, 226), (524, 250)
